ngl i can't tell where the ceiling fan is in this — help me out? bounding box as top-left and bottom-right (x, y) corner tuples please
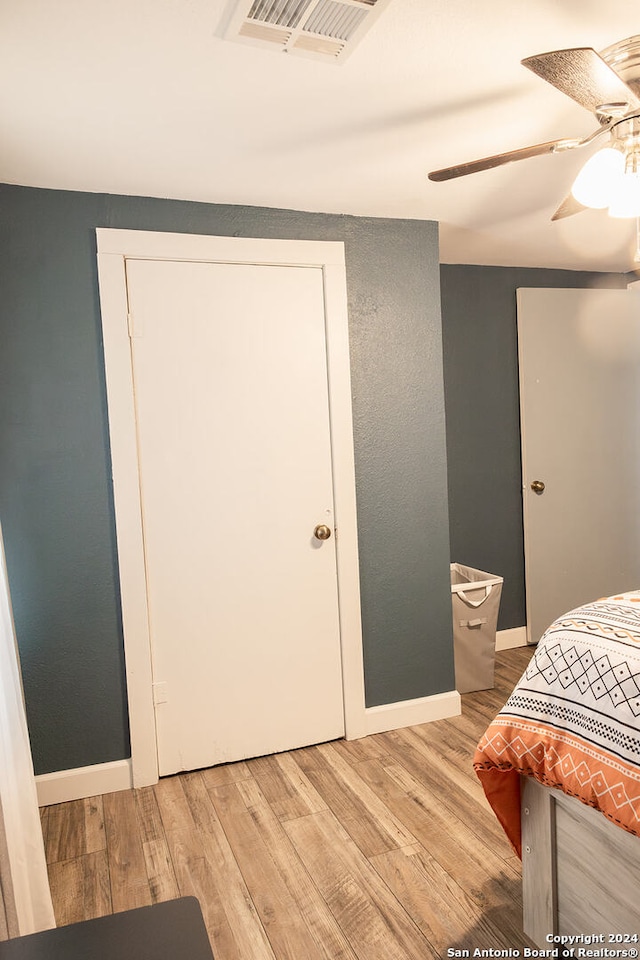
(428, 36), (640, 220)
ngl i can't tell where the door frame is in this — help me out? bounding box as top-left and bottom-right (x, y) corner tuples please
(96, 228), (366, 787)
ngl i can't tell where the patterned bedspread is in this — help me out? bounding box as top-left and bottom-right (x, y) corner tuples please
(474, 592), (640, 857)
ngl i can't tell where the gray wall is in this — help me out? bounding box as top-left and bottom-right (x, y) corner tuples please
(440, 264), (627, 630)
(0, 183), (453, 775)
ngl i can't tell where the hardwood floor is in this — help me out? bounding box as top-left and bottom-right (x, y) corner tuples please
(41, 646), (535, 959)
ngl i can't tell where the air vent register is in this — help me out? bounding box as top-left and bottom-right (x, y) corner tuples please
(224, 0), (392, 62)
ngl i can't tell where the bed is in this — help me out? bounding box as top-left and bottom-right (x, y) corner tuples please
(474, 592), (640, 946)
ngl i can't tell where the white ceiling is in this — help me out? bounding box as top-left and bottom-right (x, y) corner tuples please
(3, 0), (640, 272)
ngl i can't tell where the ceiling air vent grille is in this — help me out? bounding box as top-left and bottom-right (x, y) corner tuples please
(303, 0), (368, 40)
(247, 0), (310, 28)
(239, 21), (292, 45)
(224, 0), (392, 62)
(292, 34), (345, 57)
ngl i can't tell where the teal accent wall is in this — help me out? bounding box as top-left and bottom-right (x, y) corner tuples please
(0, 184), (453, 775)
(440, 264), (627, 631)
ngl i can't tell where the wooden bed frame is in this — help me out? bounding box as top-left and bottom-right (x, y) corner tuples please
(521, 777), (640, 946)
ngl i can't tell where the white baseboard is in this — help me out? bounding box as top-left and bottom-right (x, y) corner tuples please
(496, 626), (527, 651)
(36, 759), (133, 806)
(360, 689), (461, 737)
(35, 634), (528, 802)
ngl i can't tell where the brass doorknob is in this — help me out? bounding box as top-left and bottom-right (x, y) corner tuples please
(530, 480), (545, 494)
(314, 524), (332, 541)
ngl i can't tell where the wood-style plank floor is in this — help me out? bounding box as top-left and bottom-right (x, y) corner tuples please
(41, 646), (535, 959)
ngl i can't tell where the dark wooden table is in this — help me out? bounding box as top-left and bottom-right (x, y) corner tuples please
(0, 897), (213, 960)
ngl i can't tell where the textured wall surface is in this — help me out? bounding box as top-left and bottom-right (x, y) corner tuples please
(0, 184), (453, 774)
(440, 264), (627, 630)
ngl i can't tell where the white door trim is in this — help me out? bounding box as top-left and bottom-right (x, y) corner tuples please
(96, 228), (367, 787)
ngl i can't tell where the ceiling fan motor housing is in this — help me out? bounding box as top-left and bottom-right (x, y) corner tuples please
(600, 34), (640, 100)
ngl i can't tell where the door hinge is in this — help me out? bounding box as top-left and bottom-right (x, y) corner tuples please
(153, 681), (168, 706)
(127, 312), (143, 338)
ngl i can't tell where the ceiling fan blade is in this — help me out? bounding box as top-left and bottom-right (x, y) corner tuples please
(428, 140), (565, 181)
(551, 191), (587, 221)
(522, 47), (640, 114)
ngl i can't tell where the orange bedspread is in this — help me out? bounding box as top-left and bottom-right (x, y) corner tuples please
(474, 592), (640, 857)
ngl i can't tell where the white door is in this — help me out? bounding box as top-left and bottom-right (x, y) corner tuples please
(125, 257), (345, 776)
(518, 287), (640, 645)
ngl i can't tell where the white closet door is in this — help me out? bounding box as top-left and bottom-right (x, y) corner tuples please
(126, 257), (345, 776)
(518, 287), (640, 644)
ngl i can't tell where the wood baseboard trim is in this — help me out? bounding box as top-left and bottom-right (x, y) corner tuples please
(36, 759), (133, 806)
(37, 677), (497, 798)
(495, 626), (527, 651)
(360, 689), (461, 737)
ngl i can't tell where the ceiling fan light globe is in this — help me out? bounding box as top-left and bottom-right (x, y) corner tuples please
(570, 147), (625, 208)
(608, 171), (640, 218)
